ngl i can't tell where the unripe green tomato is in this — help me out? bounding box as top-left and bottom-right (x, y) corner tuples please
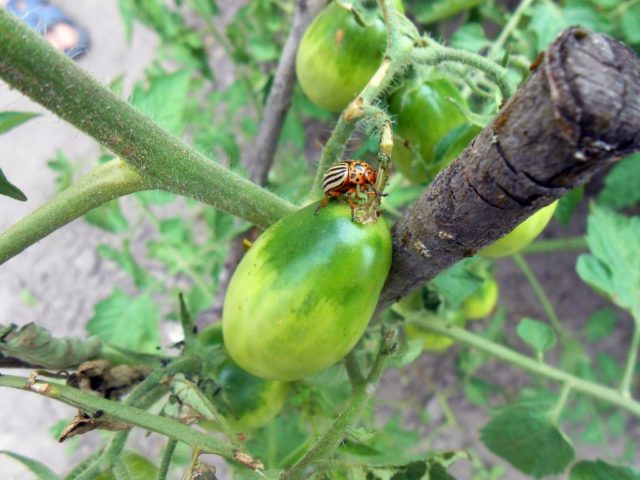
(223, 202), (392, 381)
(296, 0), (404, 112)
(461, 276), (499, 320)
(479, 201), (558, 258)
(196, 325), (288, 432)
(94, 451), (157, 480)
(404, 311), (466, 352)
(390, 79), (476, 183)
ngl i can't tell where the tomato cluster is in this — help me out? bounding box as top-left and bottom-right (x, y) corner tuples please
(222, 1), (560, 382)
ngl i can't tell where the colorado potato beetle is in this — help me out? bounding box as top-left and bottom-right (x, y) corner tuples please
(315, 160), (380, 220)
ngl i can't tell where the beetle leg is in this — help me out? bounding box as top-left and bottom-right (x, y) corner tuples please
(347, 197), (357, 221)
(314, 196), (329, 215)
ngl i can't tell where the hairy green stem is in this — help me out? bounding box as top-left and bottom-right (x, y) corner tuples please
(550, 383), (572, 423)
(344, 351), (365, 387)
(620, 317), (640, 398)
(512, 253), (568, 343)
(0, 374), (246, 462)
(407, 318), (640, 418)
(413, 40), (515, 100)
(309, 0), (414, 199)
(0, 159), (148, 264)
(0, 10), (295, 230)
(281, 331), (395, 480)
(521, 236), (588, 254)
(156, 439), (178, 480)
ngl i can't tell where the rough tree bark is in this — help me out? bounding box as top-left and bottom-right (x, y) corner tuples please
(379, 27), (640, 308)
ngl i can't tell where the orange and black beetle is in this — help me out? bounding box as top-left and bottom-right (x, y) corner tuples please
(315, 160), (380, 220)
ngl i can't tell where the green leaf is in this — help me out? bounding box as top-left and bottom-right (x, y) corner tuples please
(569, 460), (640, 480)
(0, 168), (27, 201)
(0, 323), (102, 369)
(97, 241), (152, 289)
(596, 352), (621, 384)
(622, 6), (640, 44)
(449, 23), (491, 52)
(117, 0), (135, 42)
(529, 2), (567, 52)
(415, 0), (485, 24)
(131, 70), (192, 135)
(584, 308), (618, 342)
(87, 289), (160, 352)
(85, 199), (129, 233)
(516, 317), (557, 354)
(0, 451), (59, 480)
(431, 259), (484, 310)
(0, 111), (40, 134)
(556, 186), (584, 225)
(597, 154), (640, 209)
(480, 405), (575, 477)
(580, 420), (605, 444)
(576, 206), (640, 318)
(47, 150), (74, 192)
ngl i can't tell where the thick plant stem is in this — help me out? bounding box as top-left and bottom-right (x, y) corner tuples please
(0, 374), (253, 464)
(408, 318), (640, 418)
(0, 159), (148, 265)
(512, 253), (568, 343)
(156, 439), (178, 480)
(521, 236), (588, 254)
(0, 10), (295, 230)
(413, 40), (515, 100)
(281, 331), (395, 480)
(620, 318), (640, 398)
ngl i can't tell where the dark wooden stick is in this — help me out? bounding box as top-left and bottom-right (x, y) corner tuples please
(379, 27), (640, 308)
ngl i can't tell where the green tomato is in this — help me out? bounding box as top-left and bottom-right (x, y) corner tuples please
(94, 451), (157, 480)
(390, 78), (476, 183)
(196, 325), (288, 432)
(479, 201), (558, 258)
(296, 0), (404, 112)
(461, 276), (499, 320)
(405, 310), (466, 353)
(223, 202), (392, 381)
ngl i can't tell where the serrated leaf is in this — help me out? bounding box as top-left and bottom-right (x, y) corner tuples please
(0, 111), (40, 134)
(85, 199), (129, 233)
(0, 451), (59, 480)
(87, 289), (160, 352)
(0, 323), (102, 369)
(388, 338), (423, 368)
(0, 168), (27, 201)
(431, 259), (484, 309)
(131, 70), (192, 135)
(516, 317), (557, 354)
(584, 308), (618, 342)
(569, 460), (640, 480)
(556, 186), (584, 225)
(97, 241), (152, 289)
(449, 22), (491, 52)
(480, 405), (575, 477)
(576, 206), (640, 318)
(597, 154), (640, 209)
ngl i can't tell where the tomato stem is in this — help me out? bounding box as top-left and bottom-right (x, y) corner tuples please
(407, 317), (640, 418)
(620, 316), (640, 398)
(281, 328), (397, 480)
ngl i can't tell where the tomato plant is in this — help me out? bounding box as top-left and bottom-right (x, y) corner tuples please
(196, 325), (289, 432)
(479, 201), (559, 258)
(223, 202), (392, 381)
(296, 0), (404, 112)
(94, 451), (157, 480)
(405, 310), (467, 352)
(389, 78), (477, 183)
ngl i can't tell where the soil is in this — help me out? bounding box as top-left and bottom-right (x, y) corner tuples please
(0, 2), (638, 479)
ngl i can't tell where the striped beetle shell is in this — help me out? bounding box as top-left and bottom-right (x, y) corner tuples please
(322, 160), (377, 195)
